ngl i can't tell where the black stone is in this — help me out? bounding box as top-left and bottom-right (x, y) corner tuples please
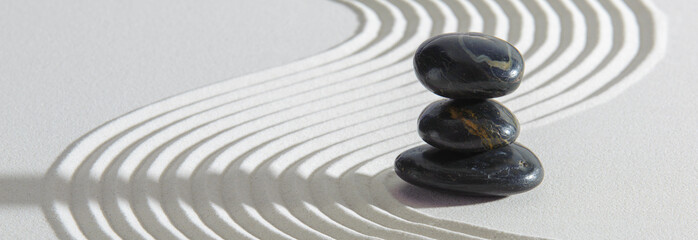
(418, 99), (518, 153)
(394, 143), (543, 196)
(414, 32), (524, 99)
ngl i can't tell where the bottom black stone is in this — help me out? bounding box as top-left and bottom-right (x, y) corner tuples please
(394, 143), (543, 197)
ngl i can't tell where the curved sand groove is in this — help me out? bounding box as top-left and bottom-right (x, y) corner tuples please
(521, 0), (665, 126)
(215, 76), (425, 239)
(466, 0), (496, 37)
(216, 81), (420, 239)
(256, 0), (540, 238)
(270, 1), (469, 237)
(135, 1), (402, 238)
(481, 0), (510, 38)
(372, 169), (541, 239)
(514, 0), (547, 60)
(302, 2), (526, 238)
(92, 1), (386, 238)
(315, 138), (467, 239)
(515, 0), (641, 123)
(346, 1), (663, 238)
(333, 142), (484, 239)
(440, 0), (471, 33)
(354, 1), (663, 237)
(188, 0), (446, 238)
(502, 0), (607, 106)
(167, 0), (408, 238)
(215, 1), (430, 238)
(162, 0), (414, 238)
(162, 1), (416, 238)
(43, 0), (665, 239)
(514, 0), (560, 78)
(277, 0), (565, 238)
(173, 2), (394, 238)
(494, 0), (521, 43)
(43, 0), (383, 238)
(502, 0), (583, 100)
(329, 146), (541, 239)
(346, 151), (505, 239)
(241, 2), (447, 239)
(303, 125), (535, 238)
(269, 85), (431, 239)
(244, 0), (453, 238)
(149, 79), (424, 238)
(457, 0), (484, 33)
(64, 0), (512, 238)
(295, 2), (532, 239)
(211, 2), (424, 240)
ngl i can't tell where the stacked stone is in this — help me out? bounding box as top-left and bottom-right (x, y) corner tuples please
(395, 33), (544, 197)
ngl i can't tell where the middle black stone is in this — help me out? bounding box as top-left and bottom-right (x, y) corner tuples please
(418, 99), (519, 153)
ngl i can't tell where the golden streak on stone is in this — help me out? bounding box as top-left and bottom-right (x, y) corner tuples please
(458, 36), (514, 71)
(448, 107), (500, 149)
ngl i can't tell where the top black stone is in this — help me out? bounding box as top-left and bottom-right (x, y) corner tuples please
(414, 32), (524, 99)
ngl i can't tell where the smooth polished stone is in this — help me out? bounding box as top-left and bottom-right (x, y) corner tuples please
(414, 32), (524, 99)
(394, 143), (543, 196)
(418, 99), (519, 153)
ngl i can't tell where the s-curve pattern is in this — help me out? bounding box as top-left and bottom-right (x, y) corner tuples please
(43, 0), (665, 239)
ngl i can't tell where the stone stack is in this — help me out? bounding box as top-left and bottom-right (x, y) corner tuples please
(395, 33), (544, 197)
